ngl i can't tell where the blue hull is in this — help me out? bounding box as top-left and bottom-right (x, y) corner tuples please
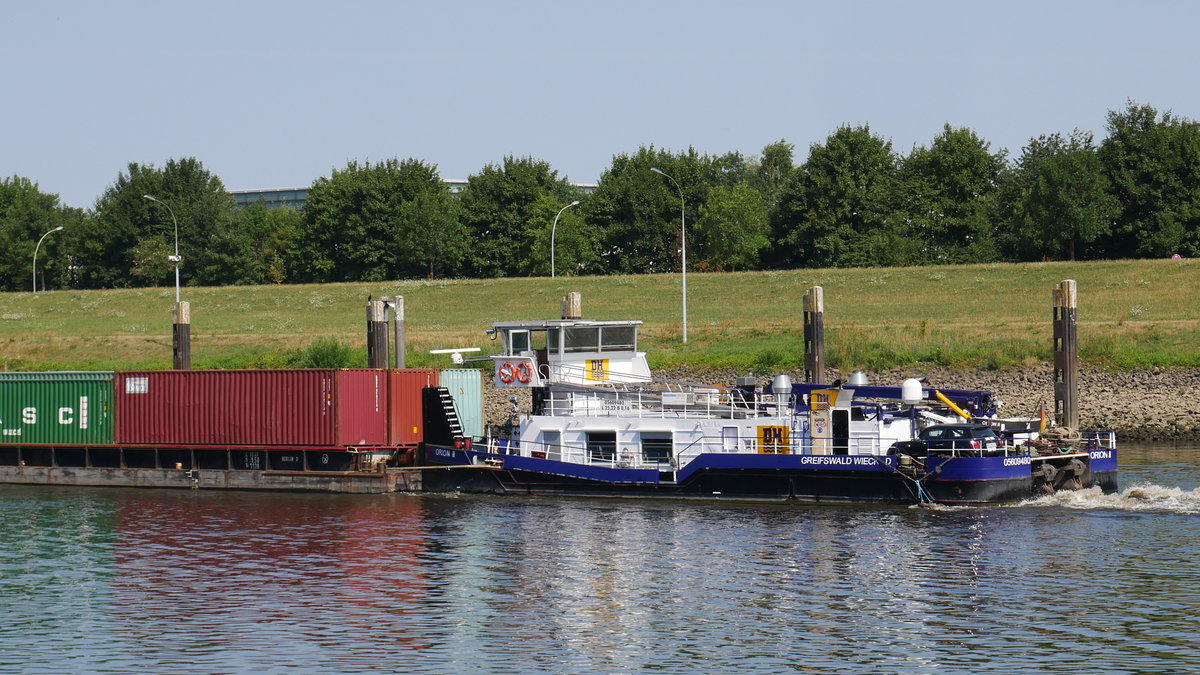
(1089, 448), (1119, 493)
(421, 447), (1113, 505)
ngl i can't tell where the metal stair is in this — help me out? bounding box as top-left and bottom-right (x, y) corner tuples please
(437, 387), (464, 438)
(421, 386), (467, 447)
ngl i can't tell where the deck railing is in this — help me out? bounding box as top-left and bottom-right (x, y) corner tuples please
(485, 432), (901, 473)
(1083, 430), (1118, 449)
(541, 387), (783, 421)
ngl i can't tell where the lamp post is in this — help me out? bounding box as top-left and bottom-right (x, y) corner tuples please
(32, 226), (65, 294)
(650, 167), (687, 343)
(142, 195), (181, 303)
(550, 200), (581, 278)
(143, 194), (191, 369)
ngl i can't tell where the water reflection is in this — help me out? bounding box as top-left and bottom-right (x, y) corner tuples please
(0, 443), (1198, 673)
(107, 492), (436, 671)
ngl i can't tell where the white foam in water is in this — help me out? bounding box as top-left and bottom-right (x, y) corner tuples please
(908, 502), (970, 511)
(1019, 483), (1200, 514)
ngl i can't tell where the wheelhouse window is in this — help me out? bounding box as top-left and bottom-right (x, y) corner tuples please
(564, 327), (600, 353)
(507, 330), (531, 354)
(546, 324), (638, 354)
(641, 433), (673, 464)
(600, 326), (636, 351)
(586, 431), (616, 463)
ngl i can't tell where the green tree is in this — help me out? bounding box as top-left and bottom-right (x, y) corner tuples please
(299, 158), (466, 282)
(750, 139), (795, 222)
(1097, 101), (1200, 258)
(401, 190), (469, 279)
(525, 194), (597, 277)
(195, 203), (305, 285)
(0, 176), (80, 292)
(897, 125), (1005, 264)
(586, 146), (711, 275)
(708, 151), (753, 188)
(459, 156), (581, 277)
(1006, 132), (1117, 260)
(81, 157), (234, 289)
(772, 126), (899, 268)
(693, 183), (769, 271)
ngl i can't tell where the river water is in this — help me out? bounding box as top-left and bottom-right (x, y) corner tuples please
(2, 444), (1198, 674)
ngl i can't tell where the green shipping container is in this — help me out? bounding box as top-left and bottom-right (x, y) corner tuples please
(438, 369), (484, 438)
(0, 372), (114, 445)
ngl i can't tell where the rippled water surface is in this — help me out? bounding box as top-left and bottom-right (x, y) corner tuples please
(2, 444), (1199, 674)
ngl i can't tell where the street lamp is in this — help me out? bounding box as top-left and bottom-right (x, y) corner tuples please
(32, 226), (64, 295)
(143, 195), (181, 303)
(550, 200), (581, 278)
(650, 167), (687, 343)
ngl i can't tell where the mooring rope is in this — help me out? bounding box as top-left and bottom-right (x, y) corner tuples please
(869, 455), (941, 506)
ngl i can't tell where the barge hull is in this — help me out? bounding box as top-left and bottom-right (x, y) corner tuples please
(0, 465), (421, 493)
(418, 464), (1028, 505)
(418, 447), (1116, 505)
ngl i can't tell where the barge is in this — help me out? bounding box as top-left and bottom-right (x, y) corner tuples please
(420, 317), (1118, 505)
(0, 369), (447, 493)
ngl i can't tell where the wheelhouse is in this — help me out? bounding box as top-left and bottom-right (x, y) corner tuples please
(488, 319), (652, 385)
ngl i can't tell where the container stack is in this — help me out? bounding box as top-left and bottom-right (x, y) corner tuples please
(114, 369), (389, 446)
(1, 368), (479, 449)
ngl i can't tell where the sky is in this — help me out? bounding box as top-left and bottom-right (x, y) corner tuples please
(4, 0), (1200, 210)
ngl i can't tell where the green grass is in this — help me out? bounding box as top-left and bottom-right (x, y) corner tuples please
(1, 259), (1197, 372)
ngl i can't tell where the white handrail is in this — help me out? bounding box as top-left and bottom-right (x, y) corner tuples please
(543, 387), (786, 421)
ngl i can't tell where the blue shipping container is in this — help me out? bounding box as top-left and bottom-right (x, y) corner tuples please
(438, 369), (484, 438)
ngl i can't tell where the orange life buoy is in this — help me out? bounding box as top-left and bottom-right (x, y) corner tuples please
(498, 361), (516, 383)
(516, 361), (533, 384)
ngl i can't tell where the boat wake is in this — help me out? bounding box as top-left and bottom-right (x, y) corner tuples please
(1019, 484), (1200, 514)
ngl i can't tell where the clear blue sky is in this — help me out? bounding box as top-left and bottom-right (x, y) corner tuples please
(4, 0), (1198, 209)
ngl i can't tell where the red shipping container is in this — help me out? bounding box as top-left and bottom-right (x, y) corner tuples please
(114, 369), (388, 447)
(333, 369), (388, 446)
(388, 369), (439, 446)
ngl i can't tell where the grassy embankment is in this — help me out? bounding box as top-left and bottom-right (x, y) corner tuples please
(0, 259), (1196, 372)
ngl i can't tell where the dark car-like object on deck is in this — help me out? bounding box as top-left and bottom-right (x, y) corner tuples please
(889, 423), (1003, 457)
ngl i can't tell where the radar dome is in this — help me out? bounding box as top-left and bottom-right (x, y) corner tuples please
(901, 378), (924, 406)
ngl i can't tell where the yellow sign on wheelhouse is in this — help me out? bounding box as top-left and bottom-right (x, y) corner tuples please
(585, 359), (609, 381)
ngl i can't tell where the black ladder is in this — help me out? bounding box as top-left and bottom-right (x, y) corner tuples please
(438, 387), (464, 438)
(422, 386), (465, 447)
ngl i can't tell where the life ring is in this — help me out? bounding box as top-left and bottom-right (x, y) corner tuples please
(498, 361), (516, 383)
(516, 361), (533, 384)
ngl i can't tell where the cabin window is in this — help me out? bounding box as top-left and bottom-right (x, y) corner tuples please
(542, 430), (562, 462)
(508, 330), (531, 354)
(721, 427), (738, 452)
(564, 327), (600, 353)
(600, 326), (636, 352)
(586, 431), (616, 463)
(641, 433), (673, 464)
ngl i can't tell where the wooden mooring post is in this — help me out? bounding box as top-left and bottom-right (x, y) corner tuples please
(1053, 279), (1078, 428)
(173, 301), (191, 370)
(803, 286), (824, 384)
(390, 296), (405, 369)
(367, 299), (388, 369)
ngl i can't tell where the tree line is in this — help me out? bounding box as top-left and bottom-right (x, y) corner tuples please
(3, 101), (1198, 292)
